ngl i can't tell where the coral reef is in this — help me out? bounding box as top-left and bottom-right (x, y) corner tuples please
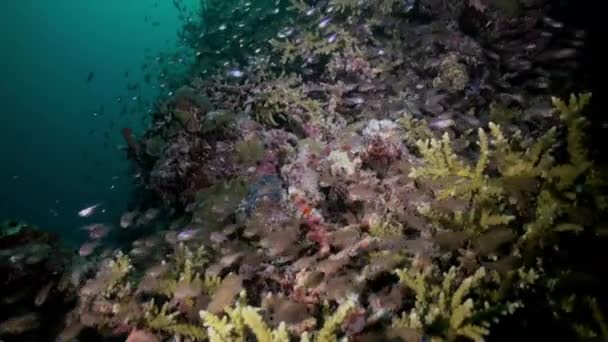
(55, 1), (600, 341)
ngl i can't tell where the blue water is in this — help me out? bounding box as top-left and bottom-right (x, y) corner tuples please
(0, 0), (195, 245)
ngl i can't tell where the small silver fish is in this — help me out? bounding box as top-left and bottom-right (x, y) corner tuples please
(343, 97), (365, 106)
(327, 33), (338, 43)
(318, 17), (332, 29)
(227, 69), (244, 78)
(429, 118), (455, 129)
(77, 203), (102, 218)
(177, 228), (201, 241)
(277, 27), (294, 38)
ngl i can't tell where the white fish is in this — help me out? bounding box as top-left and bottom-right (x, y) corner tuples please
(429, 118), (455, 129)
(318, 17), (332, 29)
(78, 203), (102, 218)
(327, 33), (338, 43)
(227, 69), (244, 78)
(177, 228), (201, 241)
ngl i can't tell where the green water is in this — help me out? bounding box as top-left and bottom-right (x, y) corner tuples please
(0, 0), (195, 244)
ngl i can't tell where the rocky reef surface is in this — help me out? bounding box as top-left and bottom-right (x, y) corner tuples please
(0, 220), (79, 341)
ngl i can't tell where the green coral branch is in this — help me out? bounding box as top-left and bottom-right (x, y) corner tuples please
(102, 252), (133, 298)
(404, 93), (606, 339)
(549, 93), (593, 189)
(410, 130), (498, 205)
(200, 291), (355, 342)
(398, 113), (435, 148)
(145, 301), (207, 340)
(369, 214), (403, 238)
(410, 94), (597, 239)
(394, 267), (490, 341)
(315, 300), (356, 342)
(252, 74), (322, 127)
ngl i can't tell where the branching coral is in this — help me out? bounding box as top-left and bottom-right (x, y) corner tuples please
(251, 74), (322, 128)
(399, 113), (435, 149)
(408, 95), (585, 234)
(518, 93), (599, 246)
(174, 244), (213, 273)
(410, 129), (513, 233)
(201, 291), (355, 341)
(393, 266), (490, 342)
(83, 252), (133, 299)
(548, 93), (593, 190)
(314, 299), (356, 342)
(408, 93), (607, 338)
(159, 258), (220, 300)
(145, 301), (207, 340)
(368, 214), (403, 238)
